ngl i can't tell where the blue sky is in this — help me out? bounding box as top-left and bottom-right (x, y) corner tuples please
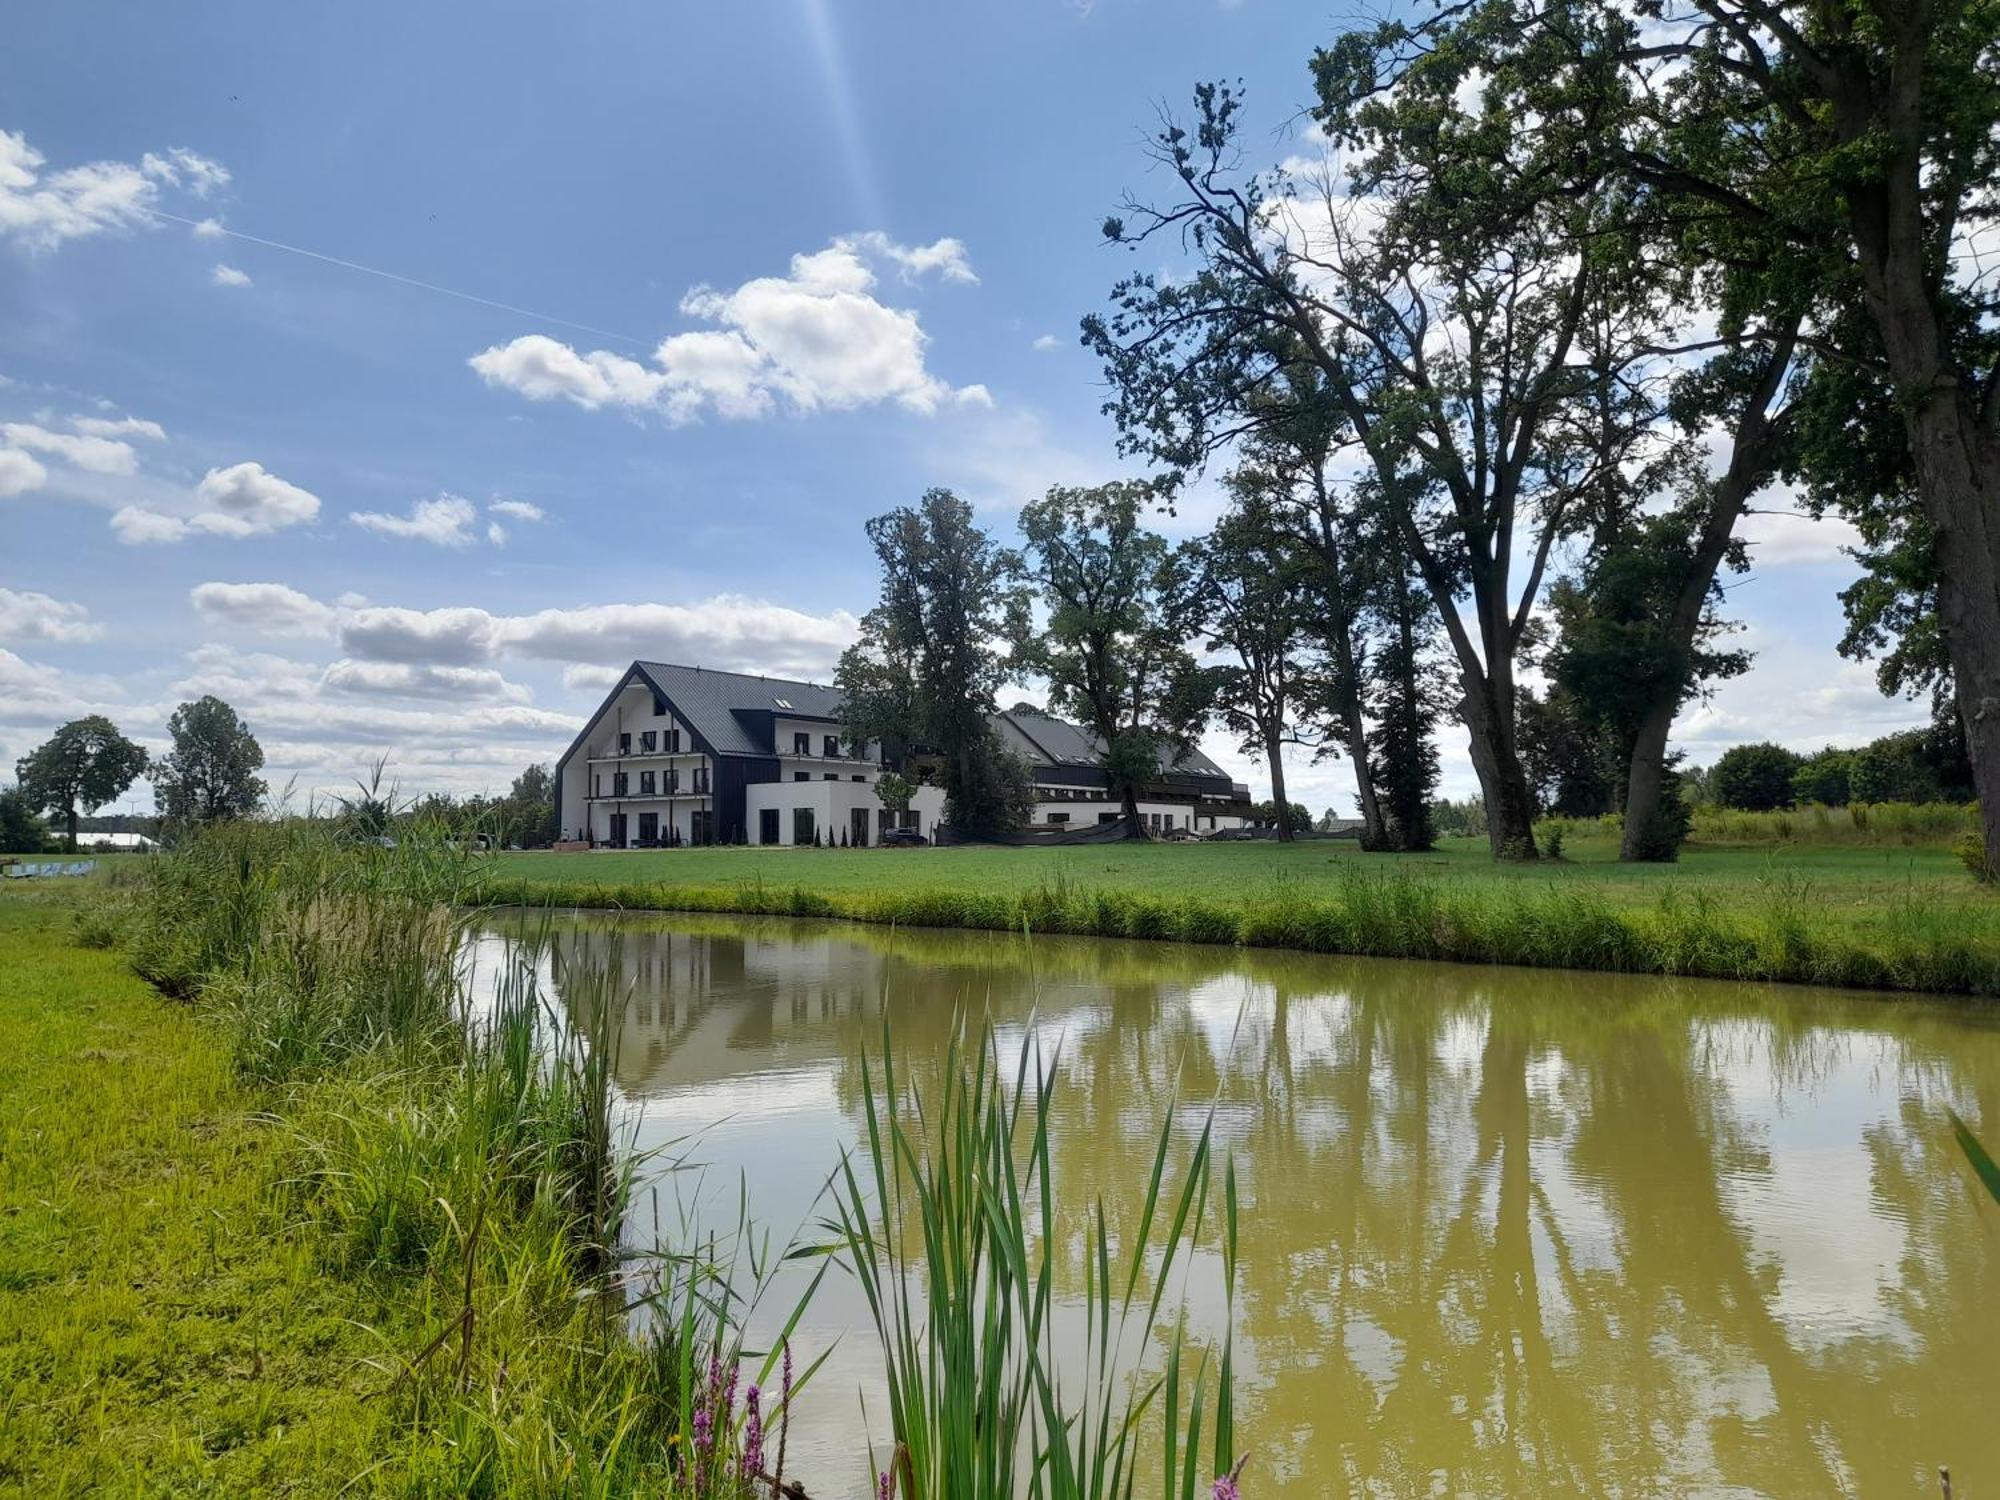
(0, 1), (1923, 816)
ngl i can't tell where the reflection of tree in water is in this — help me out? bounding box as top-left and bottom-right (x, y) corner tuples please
(504, 912), (2000, 1497)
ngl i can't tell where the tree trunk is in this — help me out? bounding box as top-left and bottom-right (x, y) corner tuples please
(65, 801), (78, 853)
(1120, 782), (1144, 836)
(1844, 165), (2000, 877)
(1264, 723), (1294, 842)
(1620, 326), (1797, 861)
(1459, 681), (1539, 859)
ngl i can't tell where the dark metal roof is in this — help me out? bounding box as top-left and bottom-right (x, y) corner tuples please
(993, 708), (1232, 782)
(633, 661), (846, 758)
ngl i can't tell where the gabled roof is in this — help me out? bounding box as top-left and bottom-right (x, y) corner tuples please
(994, 707), (1232, 781)
(634, 661), (845, 757)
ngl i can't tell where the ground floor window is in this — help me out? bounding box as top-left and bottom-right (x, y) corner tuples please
(851, 807), (869, 847)
(1098, 812), (1116, 824)
(759, 808), (780, 845)
(1049, 812), (1069, 824)
(793, 808), (815, 845)
(638, 812), (658, 844)
(607, 812), (628, 846)
(691, 810), (714, 845)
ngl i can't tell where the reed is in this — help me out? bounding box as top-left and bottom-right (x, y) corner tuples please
(821, 1017), (1239, 1500)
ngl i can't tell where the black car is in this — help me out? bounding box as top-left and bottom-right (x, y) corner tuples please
(880, 827), (930, 848)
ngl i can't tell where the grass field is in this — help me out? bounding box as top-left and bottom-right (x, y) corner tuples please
(478, 828), (1999, 996)
(488, 831), (1981, 917)
(0, 886), (421, 1495)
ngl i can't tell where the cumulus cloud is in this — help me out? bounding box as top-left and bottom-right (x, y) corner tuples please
(115, 461), (322, 543)
(319, 659), (530, 704)
(489, 498), (545, 522)
(70, 414), (165, 441)
(340, 605), (502, 666)
(1032, 333), (1062, 352)
(0, 421), (138, 475)
(469, 233), (987, 424)
(1738, 500), (1865, 567)
(0, 447), (46, 497)
(190, 581), (338, 638)
(350, 493), (479, 547)
(0, 586), (101, 643)
(211, 263), (252, 287)
(0, 129), (228, 253)
(562, 663), (626, 692)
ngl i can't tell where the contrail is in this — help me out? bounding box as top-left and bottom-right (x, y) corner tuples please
(146, 208), (649, 349)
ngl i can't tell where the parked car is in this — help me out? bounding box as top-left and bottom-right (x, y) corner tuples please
(880, 827), (930, 848)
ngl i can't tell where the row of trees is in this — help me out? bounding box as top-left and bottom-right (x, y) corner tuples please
(1713, 726), (1975, 812)
(832, 483), (1444, 847)
(8, 696), (265, 851)
(1072, 0), (1996, 872)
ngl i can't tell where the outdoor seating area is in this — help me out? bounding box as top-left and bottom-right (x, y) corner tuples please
(3, 860), (97, 879)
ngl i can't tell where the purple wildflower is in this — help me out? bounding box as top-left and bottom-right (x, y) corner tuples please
(878, 1472), (893, 1500)
(1211, 1475), (1241, 1500)
(692, 1406), (713, 1453)
(740, 1384), (764, 1478)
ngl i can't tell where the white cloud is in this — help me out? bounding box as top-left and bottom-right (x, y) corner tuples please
(70, 414), (165, 441)
(350, 493), (479, 547)
(116, 461), (322, 543)
(0, 421), (138, 475)
(486, 521), (507, 546)
(0, 129), (228, 253)
(339, 606), (502, 666)
(0, 586), (101, 643)
(191, 217), (226, 239)
(1032, 333), (1062, 352)
(319, 659), (530, 704)
(0, 448), (46, 497)
(189, 581), (338, 638)
(489, 498), (544, 522)
(211, 263), (252, 288)
(469, 232), (985, 424)
(562, 663), (626, 692)
(1738, 501), (1865, 567)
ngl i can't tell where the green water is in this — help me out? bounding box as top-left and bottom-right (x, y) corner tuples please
(485, 911), (2000, 1498)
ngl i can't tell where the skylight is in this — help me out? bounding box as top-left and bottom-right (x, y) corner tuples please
(772, 696), (793, 709)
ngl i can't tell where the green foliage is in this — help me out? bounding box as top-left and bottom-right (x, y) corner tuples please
(1018, 482), (1208, 817)
(839, 489), (1030, 839)
(824, 1018), (1237, 1500)
(14, 715), (149, 851)
(0, 785), (52, 853)
(506, 762), (560, 847)
(1711, 743), (1801, 812)
(1850, 730), (1944, 805)
(874, 770), (916, 812)
(1249, 800), (1312, 834)
(1367, 573), (1442, 851)
(1792, 750), (1855, 808)
(150, 695), (267, 827)
(1955, 831), (1992, 883)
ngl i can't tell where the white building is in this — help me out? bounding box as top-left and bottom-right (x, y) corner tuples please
(554, 662), (1251, 848)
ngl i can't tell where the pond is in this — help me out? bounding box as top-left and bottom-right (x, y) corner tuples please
(475, 910), (2000, 1499)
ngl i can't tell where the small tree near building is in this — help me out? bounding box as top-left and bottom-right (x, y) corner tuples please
(16, 717), (148, 852)
(0, 787), (53, 854)
(151, 695), (266, 827)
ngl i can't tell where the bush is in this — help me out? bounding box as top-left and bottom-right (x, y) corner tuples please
(1959, 830), (1993, 882)
(1791, 749), (1853, 807)
(1850, 731), (1943, 804)
(1711, 743), (1801, 811)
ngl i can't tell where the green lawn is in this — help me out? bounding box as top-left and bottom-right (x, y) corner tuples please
(489, 832), (1982, 919)
(0, 886), (419, 1497)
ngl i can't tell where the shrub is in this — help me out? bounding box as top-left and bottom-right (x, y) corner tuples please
(1711, 743), (1801, 811)
(1959, 830), (1993, 883)
(1850, 732), (1943, 804)
(1791, 749), (1854, 807)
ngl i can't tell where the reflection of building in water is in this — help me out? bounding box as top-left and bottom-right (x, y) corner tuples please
(504, 913), (2000, 1499)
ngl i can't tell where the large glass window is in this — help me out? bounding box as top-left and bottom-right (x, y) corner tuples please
(792, 808), (815, 845)
(618, 733), (631, 755)
(823, 734), (840, 758)
(793, 732), (810, 754)
(639, 771), (655, 794)
(759, 809), (780, 845)
(640, 730), (656, 753)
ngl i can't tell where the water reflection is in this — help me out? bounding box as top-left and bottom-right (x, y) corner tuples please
(486, 911), (2000, 1499)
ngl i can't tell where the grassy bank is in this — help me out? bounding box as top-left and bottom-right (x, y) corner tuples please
(1, 837), (771, 1498)
(479, 835), (2000, 997)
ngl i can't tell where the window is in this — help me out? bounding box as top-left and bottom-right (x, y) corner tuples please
(639, 771), (656, 794)
(612, 772), (629, 796)
(793, 732), (810, 754)
(879, 809), (895, 832)
(851, 775), (866, 783)
(1049, 812), (1069, 825)
(667, 728), (681, 753)
(638, 812), (658, 844)
(692, 768), (710, 793)
(823, 735), (840, 758)
(618, 732), (631, 755)
(794, 771), (810, 783)
(759, 809), (780, 845)
(823, 772), (838, 781)
(772, 696), (793, 710)
(666, 769), (680, 794)
(793, 808), (815, 845)
(640, 730), (656, 753)
(1098, 812), (1117, 824)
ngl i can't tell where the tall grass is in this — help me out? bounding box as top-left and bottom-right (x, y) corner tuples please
(823, 1018), (1239, 1500)
(480, 863), (2000, 997)
(121, 822), (778, 1496)
(1688, 801), (1980, 847)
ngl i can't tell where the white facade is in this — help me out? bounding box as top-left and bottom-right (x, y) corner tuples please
(745, 779), (946, 846)
(1030, 799), (1247, 834)
(558, 677), (719, 846)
